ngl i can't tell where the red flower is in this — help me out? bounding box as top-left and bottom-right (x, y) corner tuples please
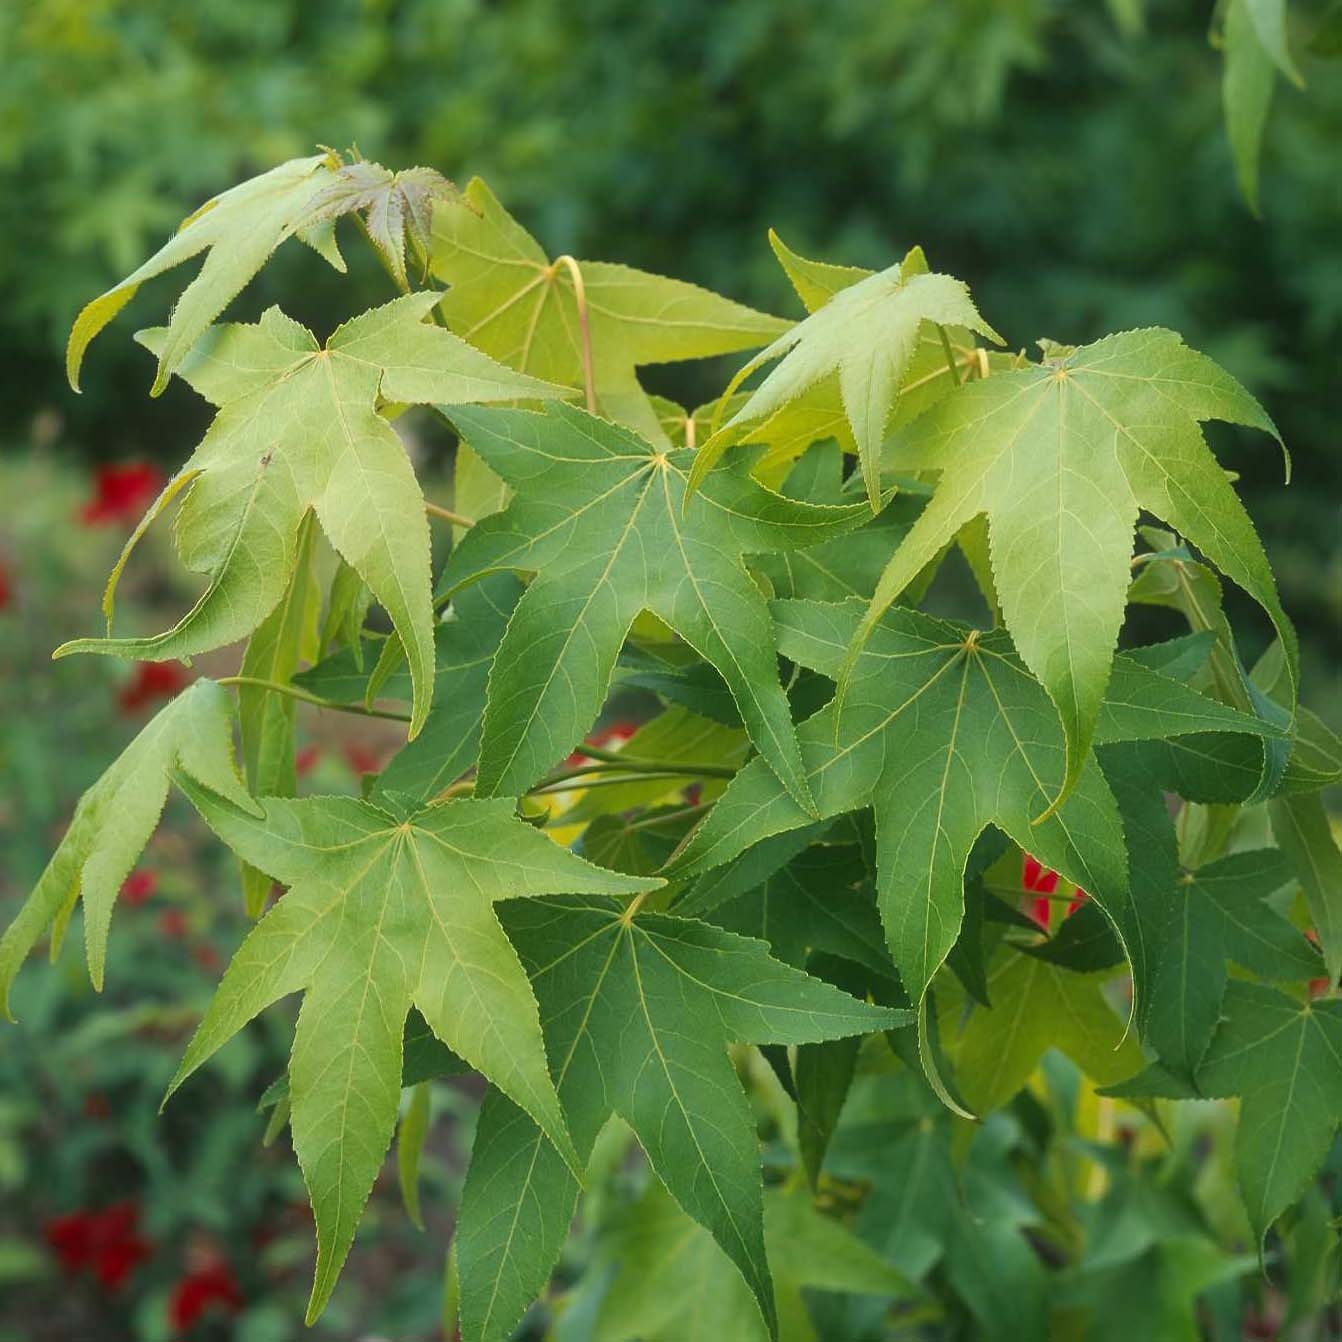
(192, 944), (221, 973)
(168, 1260), (244, 1333)
(119, 661), (190, 714)
(45, 1202), (153, 1291)
(1021, 853), (1087, 930)
(0, 561), (12, 611)
(565, 719), (640, 766)
(295, 744), (322, 776)
(80, 463), (165, 526)
(158, 909), (189, 940)
(342, 741), (384, 776)
(121, 869), (158, 906)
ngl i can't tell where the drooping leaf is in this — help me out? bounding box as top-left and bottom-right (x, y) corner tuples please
(1196, 982), (1342, 1244)
(57, 294), (567, 737)
(430, 178), (788, 446)
(166, 783), (656, 1322)
(1269, 793), (1342, 987)
(0, 680), (256, 1011)
(397, 1082), (432, 1231)
(437, 402), (867, 808)
(1223, 0), (1279, 213)
(589, 1181), (914, 1342)
(857, 329), (1293, 811)
(692, 240), (1001, 509)
(456, 898), (907, 1341)
(68, 153), (341, 394)
(668, 597), (1280, 1012)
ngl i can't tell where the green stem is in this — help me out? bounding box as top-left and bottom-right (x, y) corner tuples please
(531, 770), (716, 797)
(216, 676), (413, 723)
(937, 324), (962, 386)
(425, 500), (475, 528)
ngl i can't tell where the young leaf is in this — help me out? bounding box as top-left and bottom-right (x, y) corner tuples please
(166, 783), (657, 1322)
(1269, 793), (1342, 986)
(431, 178), (788, 446)
(1197, 982), (1342, 1244)
(669, 598), (1277, 1012)
(857, 328), (1293, 812)
(68, 153), (341, 395)
(58, 294), (567, 737)
(458, 897), (908, 1341)
(0, 680), (256, 1012)
(438, 402), (868, 809)
(692, 244), (1001, 509)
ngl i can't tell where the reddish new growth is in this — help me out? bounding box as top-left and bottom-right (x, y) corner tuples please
(45, 1201), (153, 1291)
(1021, 854), (1087, 931)
(566, 719), (639, 766)
(168, 1257), (244, 1333)
(120, 661), (189, 714)
(80, 463), (164, 526)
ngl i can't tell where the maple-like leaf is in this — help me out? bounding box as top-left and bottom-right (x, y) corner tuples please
(165, 782), (656, 1322)
(1197, 982), (1342, 1244)
(691, 239), (1001, 509)
(856, 328), (1294, 812)
(0, 681), (256, 1012)
(430, 178), (789, 446)
(302, 159), (459, 289)
(589, 1180), (914, 1342)
(947, 949), (1144, 1113)
(68, 153), (342, 395)
(455, 898), (906, 1342)
(669, 598), (1286, 1012)
(437, 402), (868, 809)
(57, 293), (568, 737)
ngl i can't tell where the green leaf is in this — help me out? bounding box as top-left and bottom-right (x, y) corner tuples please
(1149, 848), (1321, 1080)
(1196, 982), (1342, 1243)
(0, 680), (256, 1012)
(430, 178), (788, 446)
(166, 783), (656, 1322)
(237, 514), (320, 914)
(438, 402), (867, 809)
(669, 597), (1274, 1010)
(57, 294), (567, 738)
(460, 898), (907, 1341)
(859, 329), (1292, 812)
(693, 242), (1001, 509)
(947, 949), (1144, 1113)
(590, 1181), (913, 1342)
(1223, 0), (1279, 213)
(397, 1083), (432, 1231)
(68, 153), (341, 394)
(1269, 793), (1342, 985)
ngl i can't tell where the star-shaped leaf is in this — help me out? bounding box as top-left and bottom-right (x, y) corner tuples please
(669, 598), (1286, 1014)
(857, 328), (1294, 812)
(589, 1180), (914, 1342)
(166, 782), (656, 1322)
(430, 178), (789, 446)
(437, 402), (868, 809)
(691, 240), (1001, 509)
(1196, 982), (1342, 1244)
(58, 293), (568, 737)
(0, 680), (256, 1012)
(302, 159), (459, 289)
(68, 152), (342, 394)
(455, 899), (906, 1342)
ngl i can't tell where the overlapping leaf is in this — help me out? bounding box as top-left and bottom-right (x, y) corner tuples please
(437, 402), (868, 808)
(857, 328), (1293, 810)
(692, 237), (1000, 508)
(669, 598), (1282, 1012)
(0, 680), (256, 1011)
(431, 178), (788, 445)
(455, 898), (906, 1341)
(58, 294), (567, 736)
(166, 783), (656, 1322)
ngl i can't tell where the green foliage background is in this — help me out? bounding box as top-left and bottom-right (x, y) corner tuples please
(4, 0), (1339, 705)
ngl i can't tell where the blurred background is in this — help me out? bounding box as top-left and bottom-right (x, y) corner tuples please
(1, 1), (1339, 1337)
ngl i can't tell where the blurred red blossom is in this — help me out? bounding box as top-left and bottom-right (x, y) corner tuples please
(120, 869), (158, 906)
(1021, 853), (1087, 930)
(45, 1202), (153, 1290)
(0, 561), (12, 611)
(80, 463), (164, 526)
(295, 743), (322, 776)
(342, 741), (384, 776)
(168, 1258), (244, 1333)
(158, 909), (189, 940)
(119, 661), (190, 714)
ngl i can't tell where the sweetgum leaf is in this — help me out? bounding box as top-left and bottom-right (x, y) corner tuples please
(456, 898), (907, 1342)
(68, 153), (341, 395)
(1197, 982), (1342, 1245)
(859, 328), (1293, 813)
(57, 294), (568, 737)
(692, 240), (1001, 509)
(166, 782), (656, 1322)
(438, 402), (868, 809)
(431, 178), (788, 446)
(669, 598), (1281, 1012)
